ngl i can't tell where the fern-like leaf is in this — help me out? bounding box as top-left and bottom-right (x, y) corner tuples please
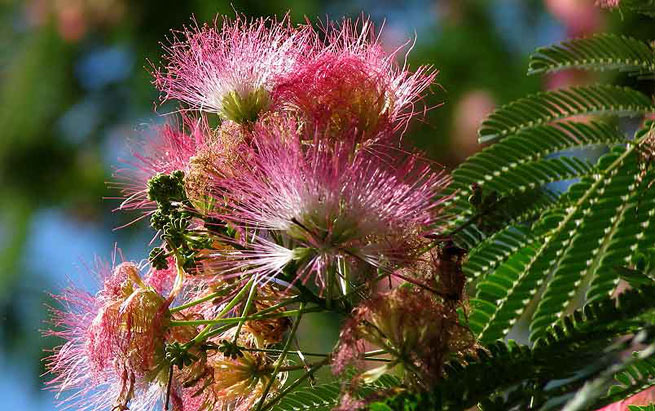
(529, 148), (639, 340)
(591, 354), (655, 410)
(586, 181), (655, 301)
(273, 375), (400, 411)
(447, 121), (626, 247)
(452, 121), (625, 195)
(528, 34), (655, 75)
(463, 225), (531, 282)
(468, 119), (655, 344)
(272, 381), (341, 411)
(375, 287), (655, 410)
(478, 85), (654, 143)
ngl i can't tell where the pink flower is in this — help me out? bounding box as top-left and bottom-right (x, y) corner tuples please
(333, 287), (472, 389)
(111, 114), (210, 215)
(144, 260), (178, 296)
(154, 14), (312, 123)
(596, 0), (621, 9)
(273, 17), (437, 138)
(45, 258), (175, 410)
(334, 391), (367, 411)
(111, 115), (244, 219)
(208, 119), (451, 293)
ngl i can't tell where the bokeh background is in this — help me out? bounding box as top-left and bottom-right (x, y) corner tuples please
(1, 0), (653, 408)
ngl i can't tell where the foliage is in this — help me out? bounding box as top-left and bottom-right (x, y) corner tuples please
(528, 34), (655, 75)
(370, 285), (655, 409)
(362, 2), (655, 410)
(272, 374), (400, 411)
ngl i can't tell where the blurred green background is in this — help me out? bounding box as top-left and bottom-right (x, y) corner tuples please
(0, 0), (652, 408)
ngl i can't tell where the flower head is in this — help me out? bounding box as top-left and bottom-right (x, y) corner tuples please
(208, 119), (451, 293)
(112, 115), (245, 219)
(90, 262), (174, 399)
(274, 17), (436, 139)
(45, 258), (175, 410)
(111, 115), (210, 215)
(175, 329), (286, 411)
(333, 287), (473, 389)
(154, 14), (312, 123)
(205, 350), (279, 409)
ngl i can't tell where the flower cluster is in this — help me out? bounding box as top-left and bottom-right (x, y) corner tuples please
(45, 13), (469, 410)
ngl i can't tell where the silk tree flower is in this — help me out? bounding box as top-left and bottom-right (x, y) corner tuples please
(176, 329), (287, 411)
(273, 17), (437, 140)
(111, 115), (210, 216)
(177, 278), (291, 348)
(332, 287), (474, 389)
(208, 119), (451, 294)
(154, 14), (312, 123)
(45, 259), (179, 410)
(144, 259), (179, 296)
(241, 285), (292, 346)
(203, 349), (282, 410)
(112, 115), (244, 217)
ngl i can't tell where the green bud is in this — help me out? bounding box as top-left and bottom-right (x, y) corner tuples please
(165, 341), (198, 370)
(150, 210), (169, 231)
(147, 171), (187, 205)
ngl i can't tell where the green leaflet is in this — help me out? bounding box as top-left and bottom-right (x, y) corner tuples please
(586, 176), (655, 302)
(374, 287), (655, 410)
(463, 225), (531, 282)
(628, 406), (655, 411)
(528, 148), (639, 341)
(528, 33), (655, 75)
(468, 121), (655, 344)
(478, 85), (654, 143)
(446, 121), (626, 248)
(272, 374), (400, 411)
(592, 354), (655, 410)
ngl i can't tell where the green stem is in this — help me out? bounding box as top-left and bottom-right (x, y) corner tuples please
(266, 363), (322, 372)
(254, 296), (301, 315)
(183, 277), (255, 347)
(239, 294), (302, 320)
(184, 297), (302, 344)
(365, 321), (424, 379)
(232, 275), (259, 343)
(167, 242), (187, 302)
(241, 347), (390, 361)
(170, 306), (321, 327)
(363, 349), (388, 357)
(256, 303), (305, 411)
(170, 291), (223, 313)
(336, 271), (389, 303)
(197, 324), (235, 343)
(339, 257), (351, 296)
(279, 271), (352, 314)
(326, 263), (335, 309)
